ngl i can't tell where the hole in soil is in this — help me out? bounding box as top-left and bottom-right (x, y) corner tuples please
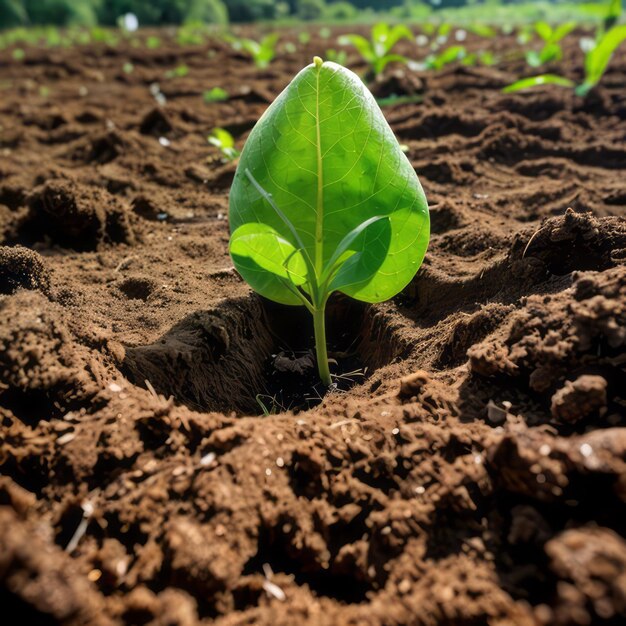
(0, 590), (58, 626)
(242, 523), (373, 604)
(123, 294), (403, 415)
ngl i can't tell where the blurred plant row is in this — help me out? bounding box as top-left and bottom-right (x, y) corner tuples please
(1, 0), (623, 28)
(2, 0), (624, 100)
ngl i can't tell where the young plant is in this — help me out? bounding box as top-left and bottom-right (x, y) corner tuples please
(203, 87), (229, 103)
(231, 33), (279, 69)
(228, 57), (430, 386)
(423, 45), (467, 70)
(338, 23), (413, 80)
(165, 64), (190, 79)
(525, 21), (576, 68)
(504, 24), (626, 96)
(208, 128), (239, 162)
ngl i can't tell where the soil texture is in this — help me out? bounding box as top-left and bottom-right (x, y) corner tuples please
(1, 26), (626, 626)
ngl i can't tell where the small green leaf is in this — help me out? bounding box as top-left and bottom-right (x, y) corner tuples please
(584, 24), (626, 88)
(428, 45), (466, 70)
(208, 128), (235, 149)
(203, 87), (229, 103)
(321, 215), (389, 283)
(535, 21), (553, 42)
(383, 24), (413, 52)
(338, 34), (375, 62)
(503, 74), (575, 93)
(230, 222), (308, 305)
(539, 42), (563, 64)
(552, 22), (576, 43)
(327, 216), (393, 297)
(468, 24), (496, 38)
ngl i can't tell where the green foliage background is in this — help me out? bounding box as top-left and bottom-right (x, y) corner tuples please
(0, 0), (622, 27)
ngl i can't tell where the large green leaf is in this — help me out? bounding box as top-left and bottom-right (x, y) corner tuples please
(229, 59), (429, 304)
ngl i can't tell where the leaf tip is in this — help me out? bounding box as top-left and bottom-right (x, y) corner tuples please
(313, 56), (324, 69)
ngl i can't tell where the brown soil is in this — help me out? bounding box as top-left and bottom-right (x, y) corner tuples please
(1, 26), (626, 626)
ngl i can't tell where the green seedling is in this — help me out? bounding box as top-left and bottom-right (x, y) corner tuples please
(526, 21), (576, 68)
(165, 64), (190, 79)
(462, 50), (496, 67)
(576, 24), (626, 95)
(208, 128), (239, 162)
(230, 33), (279, 69)
(228, 58), (429, 386)
(505, 23), (626, 96)
(12, 48), (24, 61)
(325, 48), (347, 65)
(338, 22), (413, 80)
(176, 25), (205, 46)
(423, 45), (467, 70)
(123, 62), (134, 74)
(203, 87), (229, 103)
(146, 36), (161, 49)
(467, 24), (497, 39)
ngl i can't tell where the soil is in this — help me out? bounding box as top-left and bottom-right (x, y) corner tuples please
(1, 25), (626, 626)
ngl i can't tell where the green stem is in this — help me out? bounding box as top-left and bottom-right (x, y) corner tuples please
(313, 304), (331, 386)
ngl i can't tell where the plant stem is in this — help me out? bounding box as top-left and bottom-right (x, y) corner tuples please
(313, 305), (331, 386)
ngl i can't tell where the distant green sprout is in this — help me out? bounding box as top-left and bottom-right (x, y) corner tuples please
(123, 62), (134, 74)
(177, 25), (204, 46)
(467, 24), (497, 38)
(503, 74), (575, 93)
(12, 48), (25, 61)
(298, 31), (311, 45)
(526, 21), (576, 68)
(576, 24), (626, 96)
(230, 34), (279, 69)
(462, 50), (496, 67)
(146, 36), (161, 49)
(90, 27), (118, 46)
(203, 87), (229, 103)
(504, 24), (626, 96)
(338, 23), (413, 80)
(228, 58), (429, 386)
(165, 64), (190, 79)
(325, 48), (347, 65)
(208, 128), (240, 162)
(424, 45), (466, 70)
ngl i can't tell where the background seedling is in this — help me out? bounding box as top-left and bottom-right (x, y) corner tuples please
(338, 22), (413, 81)
(208, 128), (240, 162)
(203, 87), (229, 103)
(165, 64), (190, 79)
(525, 20), (576, 67)
(230, 33), (279, 69)
(505, 23), (626, 96)
(229, 58), (429, 386)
